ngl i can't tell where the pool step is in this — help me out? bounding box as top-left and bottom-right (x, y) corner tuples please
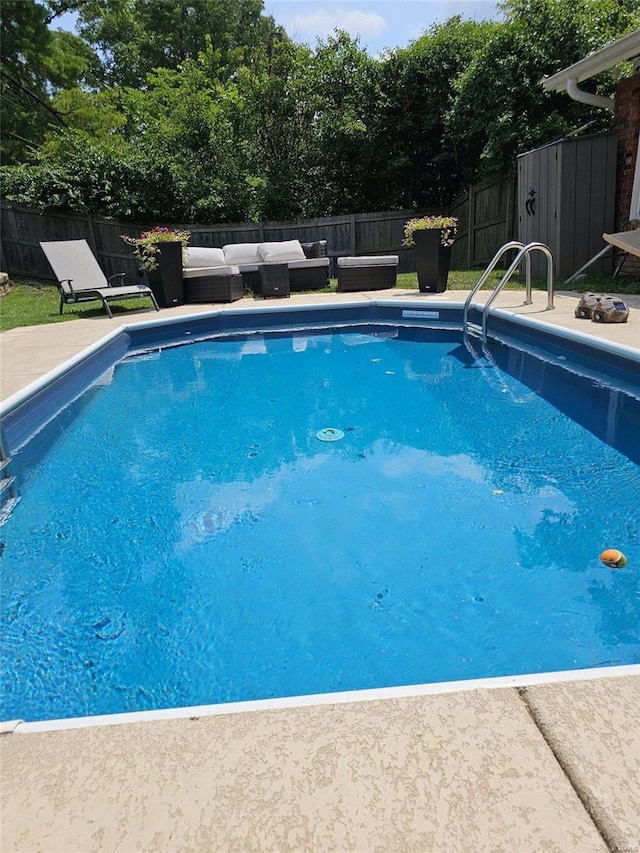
(0, 474), (16, 495)
(465, 320), (482, 340)
(0, 426), (19, 523)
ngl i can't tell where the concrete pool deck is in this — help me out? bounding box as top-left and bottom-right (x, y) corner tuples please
(1, 287), (640, 399)
(1, 288), (639, 852)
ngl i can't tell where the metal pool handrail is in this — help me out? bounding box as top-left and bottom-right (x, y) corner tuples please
(462, 241), (554, 348)
(480, 242), (555, 347)
(462, 241), (526, 346)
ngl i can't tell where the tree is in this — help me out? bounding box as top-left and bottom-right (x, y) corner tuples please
(116, 60), (262, 221)
(232, 34), (317, 219)
(3, 0), (639, 219)
(304, 32), (382, 215)
(376, 17), (496, 208)
(3, 129), (187, 219)
(75, 0), (281, 88)
(446, 0), (640, 183)
(1, 0), (93, 164)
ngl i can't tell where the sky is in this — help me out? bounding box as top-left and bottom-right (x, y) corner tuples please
(263, 1), (503, 55)
(55, 1), (504, 57)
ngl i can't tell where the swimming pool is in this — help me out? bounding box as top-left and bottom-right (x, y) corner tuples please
(1, 301), (639, 725)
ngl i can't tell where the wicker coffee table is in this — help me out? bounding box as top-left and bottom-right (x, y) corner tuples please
(183, 271), (244, 303)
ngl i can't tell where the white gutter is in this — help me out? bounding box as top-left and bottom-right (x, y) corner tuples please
(565, 77), (614, 111)
(542, 28), (640, 110)
(543, 29), (640, 90)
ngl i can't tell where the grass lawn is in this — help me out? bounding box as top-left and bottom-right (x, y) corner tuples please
(0, 279), (158, 332)
(1, 270), (638, 333)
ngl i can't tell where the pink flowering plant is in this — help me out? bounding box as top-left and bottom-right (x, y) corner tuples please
(121, 225), (190, 271)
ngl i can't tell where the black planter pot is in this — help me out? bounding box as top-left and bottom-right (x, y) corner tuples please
(414, 229), (452, 293)
(144, 241), (184, 307)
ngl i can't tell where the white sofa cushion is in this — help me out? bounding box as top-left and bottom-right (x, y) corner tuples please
(257, 240), (306, 263)
(337, 255), (399, 267)
(184, 247), (226, 268)
(223, 243), (263, 265)
(182, 265), (240, 279)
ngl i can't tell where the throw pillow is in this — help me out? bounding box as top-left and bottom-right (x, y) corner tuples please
(184, 247), (226, 268)
(222, 243), (263, 265)
(257, 240), (306, 263)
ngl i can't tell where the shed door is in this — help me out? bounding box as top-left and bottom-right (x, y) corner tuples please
(518, 144), (558, 277)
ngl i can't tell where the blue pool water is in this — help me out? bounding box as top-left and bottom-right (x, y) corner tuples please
(1, 325), (639, 722)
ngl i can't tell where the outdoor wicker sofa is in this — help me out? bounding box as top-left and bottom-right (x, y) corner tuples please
(182, 240), (330, 297)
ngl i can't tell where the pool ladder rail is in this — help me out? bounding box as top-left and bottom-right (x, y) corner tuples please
(462, 241), (555, 350)
(0, 425), (19, 524)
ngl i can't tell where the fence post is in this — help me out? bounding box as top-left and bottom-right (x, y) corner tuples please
(349, 214), (356, 257)
(86, 214), (99, 256)
(466, 186), (475, 268)
(504, 178), (515, 243)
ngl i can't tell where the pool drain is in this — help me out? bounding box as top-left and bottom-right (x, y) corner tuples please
(316, 428), (345, 442)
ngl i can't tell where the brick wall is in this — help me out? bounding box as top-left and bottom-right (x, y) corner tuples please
(613, 71), (640, 272)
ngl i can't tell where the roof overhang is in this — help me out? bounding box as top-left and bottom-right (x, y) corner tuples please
(542, 29), (640, 92)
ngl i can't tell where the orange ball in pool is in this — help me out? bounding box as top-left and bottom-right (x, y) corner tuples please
(600, 549), (628, 569)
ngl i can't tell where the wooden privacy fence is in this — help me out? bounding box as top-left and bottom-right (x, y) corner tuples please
(1, 179), (516, 282)
(450, 176), (517, 269)
(0, 203), (422, 281)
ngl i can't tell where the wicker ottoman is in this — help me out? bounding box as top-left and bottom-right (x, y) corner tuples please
(259, 262), (290, 298)
(337, 255), (399, 291)
(182, 266), (244, 303)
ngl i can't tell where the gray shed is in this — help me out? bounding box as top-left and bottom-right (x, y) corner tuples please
(517, 131), (617, 278)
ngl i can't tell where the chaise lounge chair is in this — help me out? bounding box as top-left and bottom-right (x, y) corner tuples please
(40, 239), (160, 318)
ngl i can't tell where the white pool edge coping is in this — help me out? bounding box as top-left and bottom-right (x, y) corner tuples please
(6, 664), (639, 734)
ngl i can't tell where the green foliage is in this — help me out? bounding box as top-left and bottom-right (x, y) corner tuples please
(2, 0), (639, 220)
(1, 130), (186, 219)
(304, 32), (382, 215)
(75, 0), (280, 88)
(0, 0), (95, 164)
(378, 17), (498, 207)
(448, 0), (640, 182)
(49, 86), (127, 138)
(233, 35), (318, 219)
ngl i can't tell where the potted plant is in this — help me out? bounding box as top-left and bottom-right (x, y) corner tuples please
(402, 215), (458, 293)
(121, 226), (190, 307)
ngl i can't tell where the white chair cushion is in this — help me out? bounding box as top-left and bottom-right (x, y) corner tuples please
(182, 265), (240, 279)
(223, 243), (263, 264)
(257, 240), (306, 263)
(184, 247), (226, 268)
(338, 255), (399, 267)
